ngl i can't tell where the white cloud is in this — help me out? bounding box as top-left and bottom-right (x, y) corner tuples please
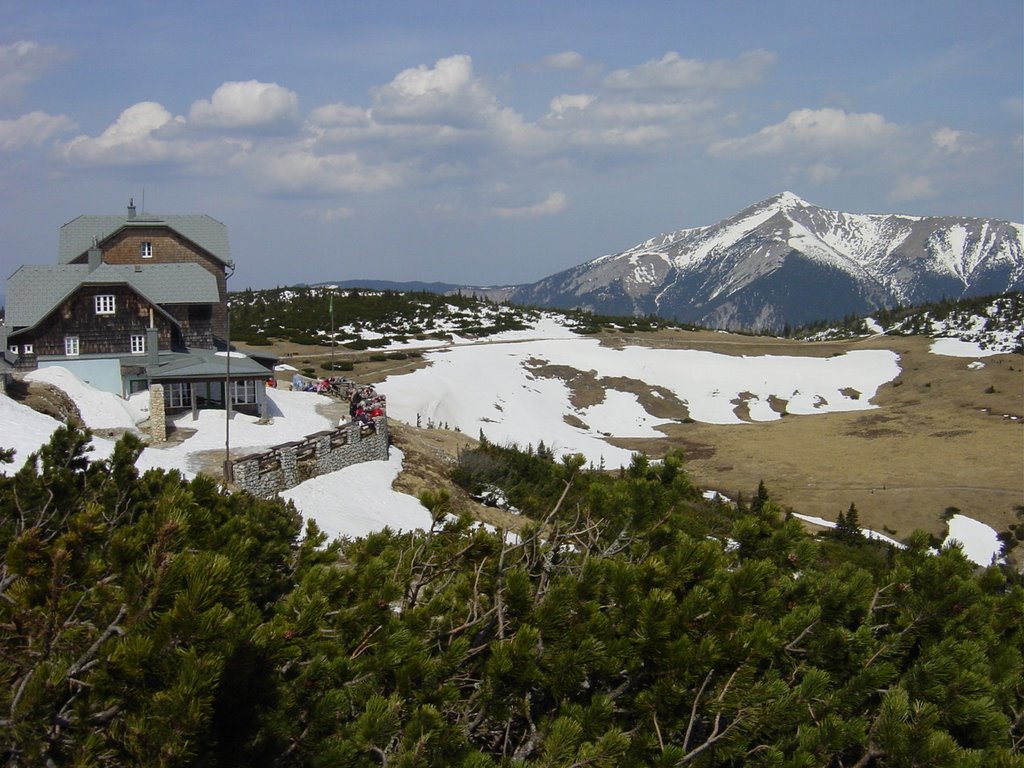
(307, 56), (543, 163)
(55, 101), (236, 167)
(890, 175), (936, 203)
(189, 80), (299, 130)
(540, 92), (715, 152)
(0, 40), (69, 100)
(371, 55), (496, 128)
(0, 111), (75, 150)
(708, 108), (901, 157)
(39, 51), (781, 203)
(301, 206), (355, 223)
(58, 102), (181, 163)
(932, 126), (962, 153)
(491, 191), (567, 219)
(929, 126), (987, 156)
(309, 101), (370, 128)
(244, 148), (406, 195)
(805, 162), (840, 184)
(541, 51), (588, 70)
(547, 93), (595, 117)
(603, 49), (775, 91)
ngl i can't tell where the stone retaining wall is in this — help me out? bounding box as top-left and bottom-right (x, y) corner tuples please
(233, 417), (389, 498)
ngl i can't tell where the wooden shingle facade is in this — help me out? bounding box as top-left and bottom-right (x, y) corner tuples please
(3, 201), (273, 417)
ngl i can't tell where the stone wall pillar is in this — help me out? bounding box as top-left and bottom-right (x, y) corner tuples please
(149, 384), (167, 443)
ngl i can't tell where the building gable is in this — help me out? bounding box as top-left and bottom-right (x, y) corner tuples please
(60, 212), (233, 268)
(5, 263), (219, 332)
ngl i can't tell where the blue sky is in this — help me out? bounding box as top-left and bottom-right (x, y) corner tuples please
(2, 0), (1021, 292)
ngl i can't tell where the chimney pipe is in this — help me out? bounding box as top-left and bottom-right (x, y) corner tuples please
(87, 239), (102, 272)
(128, 198), (136, 219)
(146, 326), (159, 366)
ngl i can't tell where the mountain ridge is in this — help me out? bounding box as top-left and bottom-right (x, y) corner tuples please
(504, 192), (1023, 331)
(321, 193), (1022, 332)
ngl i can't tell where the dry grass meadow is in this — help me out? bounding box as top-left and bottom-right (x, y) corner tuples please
(244, 328), (1024, 542)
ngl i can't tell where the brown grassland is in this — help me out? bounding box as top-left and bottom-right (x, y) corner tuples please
(246, 328), (1024, 544)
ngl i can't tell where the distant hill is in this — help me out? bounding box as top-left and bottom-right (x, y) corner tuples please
(318, 279), (471, 294)
(230, 282), (1022, 356)
(797, 292), (1023, 353)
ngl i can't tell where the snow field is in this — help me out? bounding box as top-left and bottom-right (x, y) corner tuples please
(0, 324), (1008, 565)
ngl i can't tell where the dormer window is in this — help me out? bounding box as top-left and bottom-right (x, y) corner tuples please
(95, 294), (116, 315)
(141, 241), (153, 258)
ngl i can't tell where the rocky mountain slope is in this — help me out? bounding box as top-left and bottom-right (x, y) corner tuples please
(507, 192), (1024, 331)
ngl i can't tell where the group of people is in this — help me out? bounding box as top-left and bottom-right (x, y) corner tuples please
(290, 373), (351, 395)
(348, 386), (385, 432)
(280, 373), (385, 433)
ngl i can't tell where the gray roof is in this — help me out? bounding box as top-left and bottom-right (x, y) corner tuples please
(147, 347), (270, 380)
(59, 213), (233, 267)
(5, 262), (219, 330)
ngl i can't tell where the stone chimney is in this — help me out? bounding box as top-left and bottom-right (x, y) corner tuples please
(127, 198), (136, 219)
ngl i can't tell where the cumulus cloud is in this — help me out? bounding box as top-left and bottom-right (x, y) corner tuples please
(547, 94), (596, 118)
(708, 108), (901, 157)
(929, 126), (987, 155)
(43, 50), (780, 201)
(0, 111), (75, 150)
(931, 126), (962, 153)
(55, 101), (237, 167)
(189, 80), (299, 130)
(370, 54), (503, 130)
(491, 191), (567, 218)
(58, 102), (180, 163)
(603, 49), (775, 91)
(305, 55), (542, 162)
(0, 40), (69, 100)
(541, 51), (588, 70)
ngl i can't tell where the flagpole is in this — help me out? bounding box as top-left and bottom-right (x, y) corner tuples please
(330, 290), (335, 373)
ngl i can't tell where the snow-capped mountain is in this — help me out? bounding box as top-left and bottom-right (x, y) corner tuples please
(507, 192), (1024, 331)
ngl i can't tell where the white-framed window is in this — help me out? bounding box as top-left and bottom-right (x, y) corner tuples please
(130, 333), (146, 355)
(95, 294), (116, 315)
(141, 241), (153, 258)
(64, 336), (80, 357)
(8, 345), (17, 354)
(23, 344), (33, 355)
(166, 382), (192, 408)
(231, 379), (258, 405)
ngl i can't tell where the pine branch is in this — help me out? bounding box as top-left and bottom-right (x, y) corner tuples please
(510, 693), (539, 761)
(784, 619), (819, 654)
(850, 747), (885, 767)
(495, 543), (508, 641)
(67, 603), (127, 678)
(349, 624), (382, 659)
(682, 670), (715, 753)
(679, 669), (745, 764)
